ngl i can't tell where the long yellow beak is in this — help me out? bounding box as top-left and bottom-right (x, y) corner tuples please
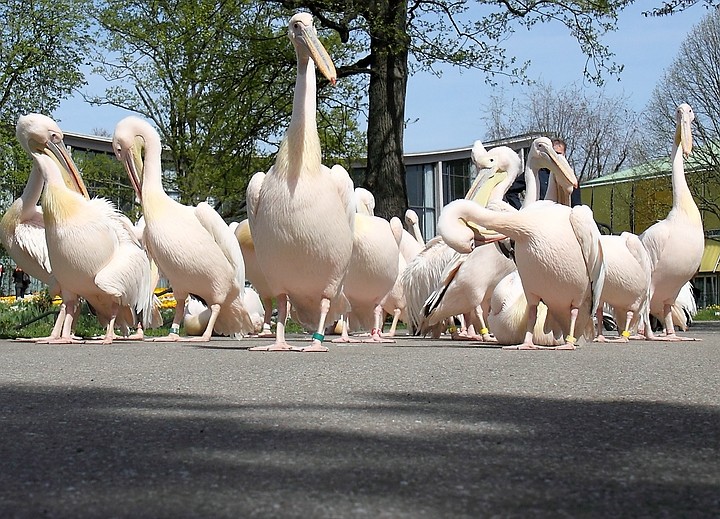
(465, 169), (508, 206)
(300, 25), (337, 85)
(678, 106), (693, 158)
(45, 139), (90, 199)
(119, 136), (145, 202)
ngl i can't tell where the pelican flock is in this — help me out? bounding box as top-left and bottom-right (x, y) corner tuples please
(2, 9), (704, 351)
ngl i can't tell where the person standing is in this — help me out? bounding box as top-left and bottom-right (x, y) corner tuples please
(13, 266), (30, 299)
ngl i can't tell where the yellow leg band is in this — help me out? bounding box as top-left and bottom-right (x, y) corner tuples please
(565, 335), (576, 343)
(621, 330), (631, 337)
(480, 327), (489, 335)
(448, 326), (457, 333)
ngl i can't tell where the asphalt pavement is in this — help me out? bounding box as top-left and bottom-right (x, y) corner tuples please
(1, 324), (719, 518)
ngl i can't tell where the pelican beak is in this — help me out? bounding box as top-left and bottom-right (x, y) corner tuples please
(301, 24), (337, 85)
(44, 138), (90, 199)
(464, 220), (507, 246)
(678, 107), (693, 158)
(465, 168), (508, 207)
(120, 137), (145, 202)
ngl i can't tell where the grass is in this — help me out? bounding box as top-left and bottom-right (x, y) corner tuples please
(694, 305), (720, 321)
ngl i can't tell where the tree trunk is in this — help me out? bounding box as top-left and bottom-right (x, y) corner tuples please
(364, 0), (409, 221)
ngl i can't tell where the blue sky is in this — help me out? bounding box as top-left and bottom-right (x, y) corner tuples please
(54, 4), (709, 153)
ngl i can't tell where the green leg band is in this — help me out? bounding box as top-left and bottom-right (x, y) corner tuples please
(312, 332), (324, 342)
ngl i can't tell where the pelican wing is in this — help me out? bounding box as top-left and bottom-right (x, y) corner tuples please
(638, 219), (671, 273)
(328, 164), (356, 232)
(12, 209), (52, 277)
(569, 205), (606, 316)
(246, 171), (266, 226)
(194, 202), (245, 287)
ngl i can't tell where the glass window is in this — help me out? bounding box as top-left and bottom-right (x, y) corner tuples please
(406, 163), (436, 242)
(442, 158), (472, 203)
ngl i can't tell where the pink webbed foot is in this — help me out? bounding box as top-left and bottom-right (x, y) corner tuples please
(296, 340), (329, 352)
(332, 337), (362, 343)
(650, 333), (700, 342)
(249, 342), (294, 351)
(45, 337), (86, 345)
(362, 329), (395, 344)
(148, 333), (182, 342)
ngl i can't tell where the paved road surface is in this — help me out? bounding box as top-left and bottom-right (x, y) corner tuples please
(1, 324), (719, 518)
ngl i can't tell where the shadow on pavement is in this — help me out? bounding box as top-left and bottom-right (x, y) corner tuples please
(1, 384), (718, 517)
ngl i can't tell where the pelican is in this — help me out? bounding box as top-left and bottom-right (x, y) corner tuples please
(234, 218), (275, 336)
(420, 145), (522, 341)
(246, 13), (352, 352)
(594, 232), (651, 342)
(401, 141), (517, 339)
(0, 163), (54, 287)
(639, 103), (704, 341)
(113, 116), (254, 341)
(438, 140), (604, 350)
(332, 213), (401, 343)
(17, 114), (156, 344)
(354, 187), (375, 216)
(479, 137), (588, 346)
(404, 209), (425, 246)
(184, 286), (265, 337)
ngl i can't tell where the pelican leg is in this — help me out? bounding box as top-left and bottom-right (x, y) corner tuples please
(385, 308), (401, 337)
(653, 303), (700, 341)
(363, 305), (394, 343)
(150, 295), (187, 342)
(186, 303), (221, 342)
(557, 307), (579, 350)
(332, 315), (361, 343)
(503, 302), (545, 350)
(257, 297), (275, 338)
(47, 298), (84, 344)
(473, 305), (496, 342)
(453, 313), (475, 341)
(298, 297), (330, 352)
(593, 304), (607, 342)
(250, 294), (293, 351)
(101, 313), (118, 345)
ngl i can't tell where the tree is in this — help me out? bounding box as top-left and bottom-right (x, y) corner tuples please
(276, 0), (636, 220)
(0, 0), (92, 211)
(482, 82), (638, 183)
(643, 7), (720, 226)
(89, 0), (366, 221)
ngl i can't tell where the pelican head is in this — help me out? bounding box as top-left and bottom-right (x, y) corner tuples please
(531, 137), (577, 194)
(112, 116), (157, 201)
(15, 114), (89, 198)
(466, 145), (522, 205)
(288, 12), (337, 85)
(676, 103), (694, 158)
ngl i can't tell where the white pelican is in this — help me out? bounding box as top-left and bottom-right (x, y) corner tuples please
(18, 114), (156, 344)
(234, 218), (275, 336)
(594, 232), (651, 342)
(184, 286), (265, 337)
(0, 163), (54, 287)
(479, 137), (587, 346)
(638, 103), (704, 341)
(400, 141), (517, 339)
(332, 213), (401, 343)
(113, 116), (254, 341)
(246, 13), (352, 352)
(404, 209), (425, 246)
(421, 145), (522, 341)
(354, 187), (375, 216)
(439, 149), (605, 350)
